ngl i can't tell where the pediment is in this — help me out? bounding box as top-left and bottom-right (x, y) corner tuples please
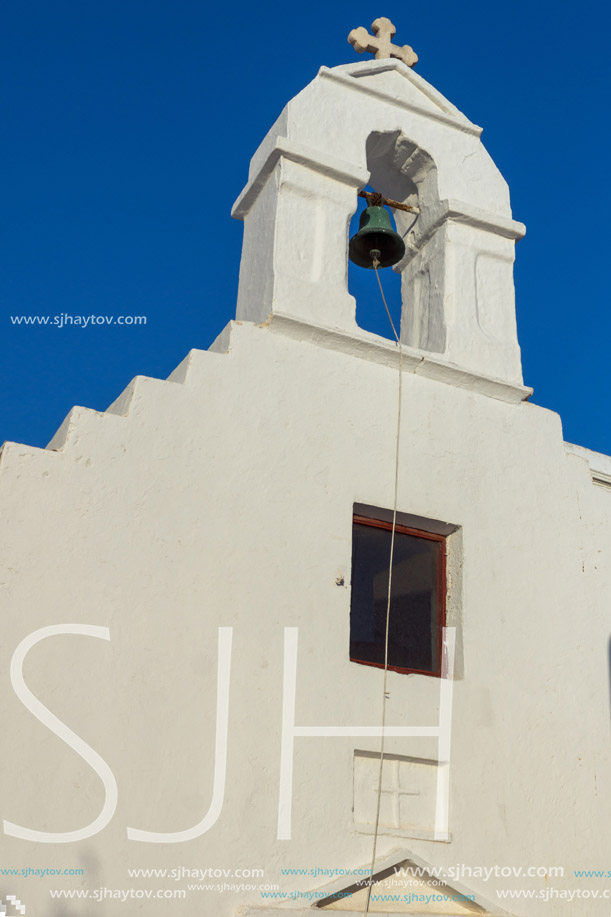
(309, 850), (516, 915)
(320, 60), (481, 135)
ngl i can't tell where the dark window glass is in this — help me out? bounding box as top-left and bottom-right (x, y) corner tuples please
(349, 517), (445, 675)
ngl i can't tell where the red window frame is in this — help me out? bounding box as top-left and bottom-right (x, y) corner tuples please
(350, 514), (447, 678)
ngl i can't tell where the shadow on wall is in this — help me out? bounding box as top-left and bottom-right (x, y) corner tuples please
(49, 848), (102, 917)
(348, 130), (436, 346)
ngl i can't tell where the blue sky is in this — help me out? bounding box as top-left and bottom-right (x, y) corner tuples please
(2, 0), (609, 453)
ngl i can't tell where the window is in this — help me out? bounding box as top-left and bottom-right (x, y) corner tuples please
(349, 514), (446, 677)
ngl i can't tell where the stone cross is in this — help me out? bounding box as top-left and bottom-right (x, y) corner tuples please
(348, 17), (418, 68)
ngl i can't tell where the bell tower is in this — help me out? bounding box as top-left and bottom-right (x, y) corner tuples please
(232, 19), (527, 388)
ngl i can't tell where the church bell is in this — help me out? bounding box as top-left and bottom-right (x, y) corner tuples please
(349, 204), (406, 269)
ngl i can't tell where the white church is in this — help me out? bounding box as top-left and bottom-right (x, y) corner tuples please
(1, 17), (610, 917)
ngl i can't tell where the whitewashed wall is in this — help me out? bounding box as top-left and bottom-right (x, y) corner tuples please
(1, 58), (610, 917)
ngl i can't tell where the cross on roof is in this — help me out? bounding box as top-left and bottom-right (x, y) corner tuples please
(348, 17), (418, 68)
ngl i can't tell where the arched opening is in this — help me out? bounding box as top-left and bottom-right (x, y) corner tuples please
(348, 188), (403, 341)
(348, 131), (437, 345)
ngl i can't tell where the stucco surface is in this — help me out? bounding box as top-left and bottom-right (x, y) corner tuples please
(1, 320), (610, 915)
(1, 54), (610, 917)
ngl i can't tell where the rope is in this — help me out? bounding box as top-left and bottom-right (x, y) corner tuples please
(364, 256), (403, 915)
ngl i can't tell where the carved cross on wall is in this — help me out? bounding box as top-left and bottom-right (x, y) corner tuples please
(374, 779), (422, 828)
(348, 17), (418, 68)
